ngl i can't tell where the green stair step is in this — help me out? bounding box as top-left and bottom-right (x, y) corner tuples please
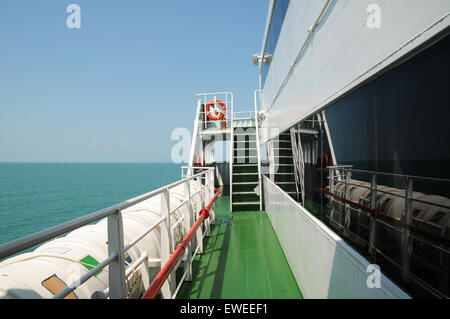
(233, 182), (258, 192)
(274, 173), (295, 182)
(273, 140), (291, 146)
(272, 149), (292, 156)
(234, 151), (258, 157)
(232, 174), (259, 183)
(234, 160), (258, 165)
(278, 132), (291, 139)
(275, 156), (294, 164)
(233, 165), (258, 173)
(275, 182), (297, 193)
(273, 164), (295, 174)
(232, 192), (260, 202)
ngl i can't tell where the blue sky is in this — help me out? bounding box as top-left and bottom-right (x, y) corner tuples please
(0, 1), (268, 162)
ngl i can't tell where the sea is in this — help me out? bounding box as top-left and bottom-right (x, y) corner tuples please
(0, 163), (183, 245)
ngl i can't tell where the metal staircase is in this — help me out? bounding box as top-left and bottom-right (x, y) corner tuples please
(189, 92), (263, 213)
(272, 132), (299, 201)
(287, 111), (337, 206)
(230, 115), (261, 212)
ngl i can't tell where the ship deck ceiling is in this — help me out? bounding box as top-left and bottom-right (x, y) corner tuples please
(177, 196), (303, 299)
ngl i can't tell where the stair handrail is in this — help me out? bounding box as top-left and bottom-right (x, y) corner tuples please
(229, 95), (234, 211)
(290, 127), (301, 202)
(254, 89), (263, 210)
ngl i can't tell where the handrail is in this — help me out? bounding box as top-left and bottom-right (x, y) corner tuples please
(54, 216), (167, 299)
(321, 188), (450, 247)
(329, 178), (450, 211)
(100, 252), (149, 299)
(327, 166), (450, 184)
(57, 168), (213, 299)
(0, 169), (213, 261)
(325, 164), (450, 297)
(141, 188), (222, 299)
(0, 167), (215, 299)
(56, 168), (213, 299)
(254, 89), (263, 210)
(229, 96), (234, 212)
(196, 92), (233, 96)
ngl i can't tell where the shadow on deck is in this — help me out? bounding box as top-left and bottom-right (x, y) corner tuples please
(177, 196), (303, 299)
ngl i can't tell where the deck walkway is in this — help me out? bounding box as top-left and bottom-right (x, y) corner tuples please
(177, 196), (303, 299)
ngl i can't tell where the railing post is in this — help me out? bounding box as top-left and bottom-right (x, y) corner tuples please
(368, 172), (377, 257)
(204, 172), (211, 237)
(329, 168), (335, 225)
(160, 188), (175, 298)
(208, 169), (215, 225)
(196, 176), (204, 254)
(343, 170), (351, 236)
(107, 209), (126, 299)
(440, 235), (450, 292)
(183, 180), (193, 282)
(401, 177), (413, 282)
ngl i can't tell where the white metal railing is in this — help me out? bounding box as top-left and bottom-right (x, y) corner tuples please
(0, 167), (216, 299)
(196, 92), (234, 133)
(191, 93), (233, 208)
(233, 111), (256, 117)
(229, 103), (234, 211)
(325, 165), (450, 298)
(181, 165), (210, 179)
(254, 89), (263, 210)
(197, 113), (231, 131)
(233, 111), (257, 131)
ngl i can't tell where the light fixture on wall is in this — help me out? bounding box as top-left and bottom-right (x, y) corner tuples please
(252, 53), (273, 65)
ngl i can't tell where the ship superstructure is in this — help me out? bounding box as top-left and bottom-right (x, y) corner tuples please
(254, 0), (450, 298)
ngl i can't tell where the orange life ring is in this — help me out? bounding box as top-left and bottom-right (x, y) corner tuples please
(206, 99), (226, 121)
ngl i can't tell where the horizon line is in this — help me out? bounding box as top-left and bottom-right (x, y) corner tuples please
(0, 161), (187, 164)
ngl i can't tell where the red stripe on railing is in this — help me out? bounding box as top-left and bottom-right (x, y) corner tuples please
(141, 189), (221, 299)
(318, 188), (450, 247)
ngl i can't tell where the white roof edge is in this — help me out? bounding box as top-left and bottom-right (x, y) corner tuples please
(259, 0), (276, 76)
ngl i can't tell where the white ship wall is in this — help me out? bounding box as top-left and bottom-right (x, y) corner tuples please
(259, 0), (450, 143)
(263, 176), (410, 299)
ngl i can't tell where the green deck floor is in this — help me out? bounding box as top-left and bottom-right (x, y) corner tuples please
(177, 196), (303, 299)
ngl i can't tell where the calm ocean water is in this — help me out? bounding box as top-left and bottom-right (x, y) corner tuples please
(0, 163), (182, 245)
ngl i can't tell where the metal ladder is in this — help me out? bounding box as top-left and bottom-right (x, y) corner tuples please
(230, 115), (261, 212)
(286, 111), (335, 205)
(272, 132), (299, 201)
